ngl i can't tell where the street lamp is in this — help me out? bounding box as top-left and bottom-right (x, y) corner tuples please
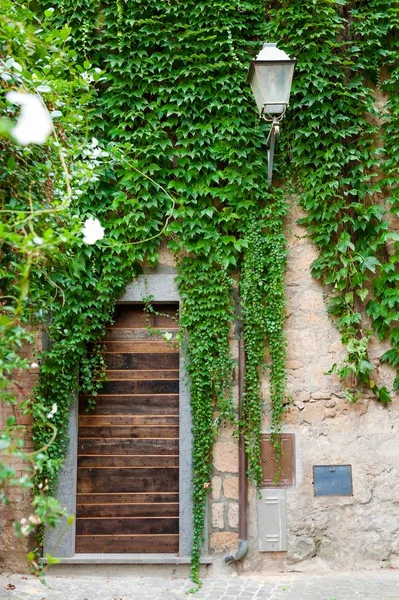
(247, 43), (296, 187)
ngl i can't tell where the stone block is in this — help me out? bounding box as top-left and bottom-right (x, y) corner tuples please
(286, 329), (320, 361)
(210, 531), (238, 552)
(297, 391), (311, 402)
(211, 502), (224, 529)
(311, 391), (331, 400)
(213, 441), (239, 473)
(282, 407), (299, 425)
(211, 476), (221, 500)
(219, 422), (236, 441)
(294, 401), (306, 411)
(325, 409), (336, 418)
(329, 340), (343, 354)
(298, 289), (325, 313)
(288, 535), (316, 562)
(228, 503), (239, 529)
(286, 360), (304, 370)
(324, 399), (336, 408)
(303, 403), (325, 424)
(300, 312), (328, 329)
(223, 476), (239, 500)
(292, 246), (319, 271)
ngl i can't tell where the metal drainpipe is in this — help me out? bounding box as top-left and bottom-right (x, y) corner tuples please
(224, 308), (248, 564)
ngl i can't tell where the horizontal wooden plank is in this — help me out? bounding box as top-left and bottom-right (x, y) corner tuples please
(104, 353), (179, 370)
(112, 304), (178, 328)
(78, 416), (179, 427)
(77, 467), (179, 493)
(79, 395), (179, 415)
(105, 370), (179, 380)
(99, 380), (179, 395)
(104, 341), (177, 353)
(78, 455), (179, 468)
(76, 517), (179, 536)
(78, 438), (179, 455)
(104, 329), (178, 341)
(77, 492), (179, 504)
(76, 503), (179, 518)
(75, 534), (179, 554)
(79, 426), (179, 439)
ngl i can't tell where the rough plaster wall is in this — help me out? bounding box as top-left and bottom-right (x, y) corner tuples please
(211, 203), (399, 574)
(0, 341), (40, 573)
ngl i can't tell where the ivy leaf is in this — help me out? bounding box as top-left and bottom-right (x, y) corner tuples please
(337, 231), (355, 253)
(380, 349), (399, 367)
(358, 359), (373, 374)
(360, 255), (381, 273)
(375, 386), (392, 404)
(355, 288), (369, 302)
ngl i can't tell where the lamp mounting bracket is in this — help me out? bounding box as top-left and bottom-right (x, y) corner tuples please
(265, 117), (281, 188)
(260, 103), (287, 122)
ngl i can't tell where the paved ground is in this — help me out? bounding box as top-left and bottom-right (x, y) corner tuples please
(2, 571), (399, 600)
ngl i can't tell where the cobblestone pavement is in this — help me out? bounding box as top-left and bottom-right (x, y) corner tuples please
(2, 571), (399, 600)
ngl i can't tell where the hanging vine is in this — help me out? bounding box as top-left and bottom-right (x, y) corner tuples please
(240, 203), (288, 484)
(177, 258), (235, 582)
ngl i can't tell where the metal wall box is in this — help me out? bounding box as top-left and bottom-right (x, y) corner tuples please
(313, 465), (353, 496)
(258, 489), (287, 552)
(260, 434), (295, 487)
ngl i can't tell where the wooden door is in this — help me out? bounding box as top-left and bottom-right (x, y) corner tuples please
(76, 304), (179, 554)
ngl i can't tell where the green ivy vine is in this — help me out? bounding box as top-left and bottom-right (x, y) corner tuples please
(240, 207), (288, 484)
(177, 259), (235, 582)
(265, 0), (399, 402)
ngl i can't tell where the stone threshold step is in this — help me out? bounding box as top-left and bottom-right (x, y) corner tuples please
(43, 554), (213, 565)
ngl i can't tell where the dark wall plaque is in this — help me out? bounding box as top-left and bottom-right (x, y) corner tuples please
(260, 434), (295, 487)
(313, 465), (353, 496)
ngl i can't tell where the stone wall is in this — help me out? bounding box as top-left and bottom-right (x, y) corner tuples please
(210, 204), (399, 574)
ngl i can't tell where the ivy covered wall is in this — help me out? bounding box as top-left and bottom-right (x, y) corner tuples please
(1, 0), (399, 580)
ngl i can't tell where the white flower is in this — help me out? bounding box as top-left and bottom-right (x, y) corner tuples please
(81, 72), (94, 83)
(91, 147), (103, 158)
(21, 524), (30, 536)
(47, 403), (58, 419)
(6, 91), (53, 145)
(82, 218), (105, 245)
(30, 362), (39, 369)
(163, 332), (173, 342)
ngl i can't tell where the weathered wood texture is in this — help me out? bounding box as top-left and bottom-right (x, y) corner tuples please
(75, 535), (179, 554)
(76, 303), (180, 554)
(80, 395), (179, 415)
(104, 353), (179, 370)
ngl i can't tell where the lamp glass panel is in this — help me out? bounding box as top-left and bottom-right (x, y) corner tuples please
(254, 62), (295, 114)
(249, 69), (264, 115)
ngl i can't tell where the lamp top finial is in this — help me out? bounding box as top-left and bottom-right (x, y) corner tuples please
(256, 43), (292, 61)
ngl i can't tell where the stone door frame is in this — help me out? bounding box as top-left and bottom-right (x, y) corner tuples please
(44, 271), (195, 562)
